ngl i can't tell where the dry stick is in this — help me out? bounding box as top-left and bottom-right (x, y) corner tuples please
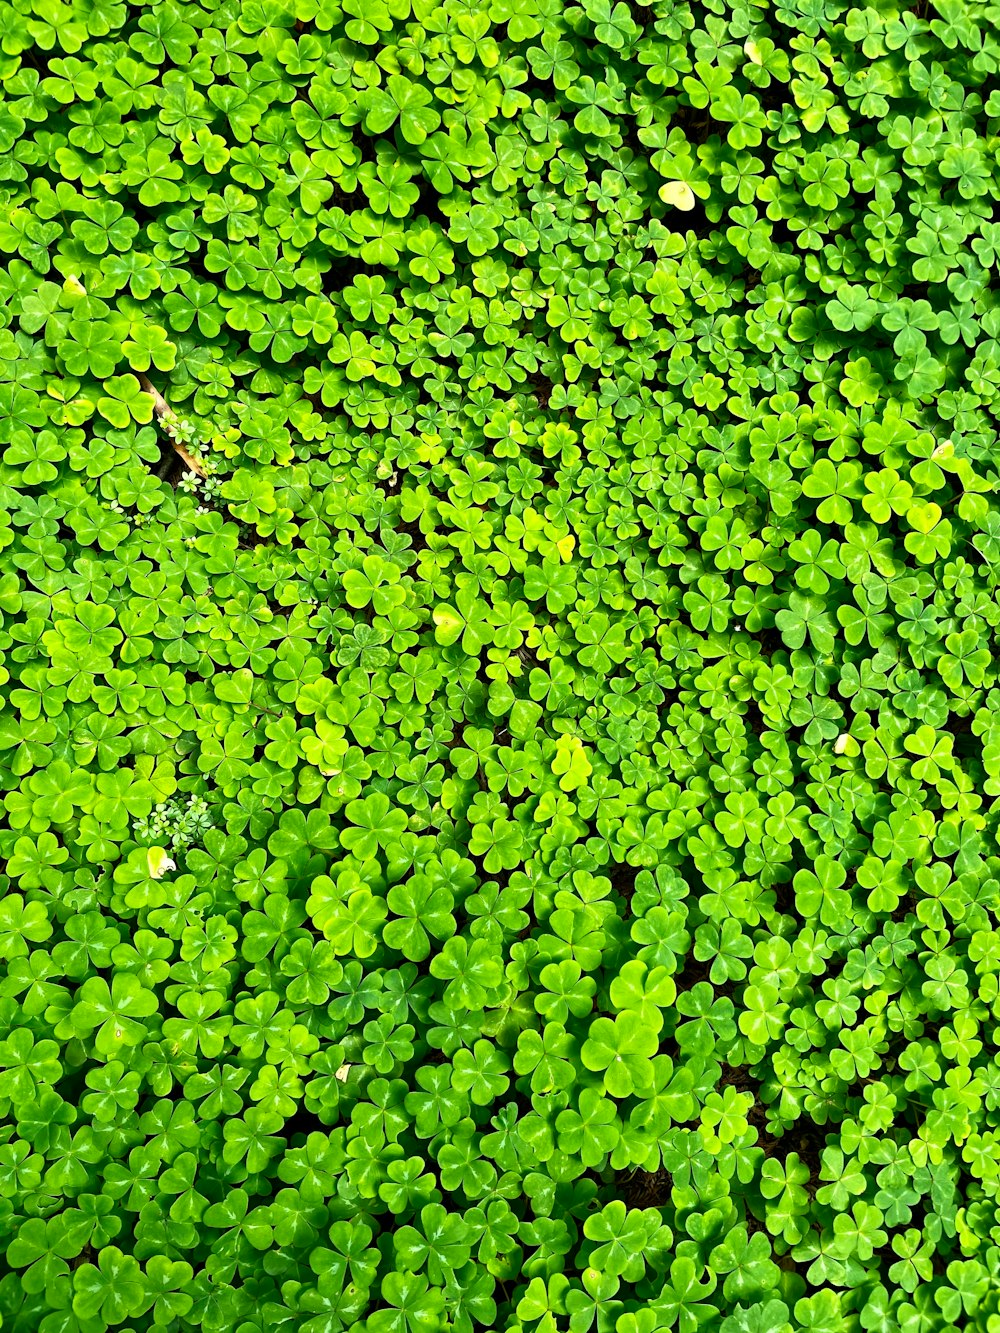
(140, 374), (208, 478)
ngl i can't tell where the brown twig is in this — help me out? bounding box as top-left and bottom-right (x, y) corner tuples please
(140, 374), (208, 478)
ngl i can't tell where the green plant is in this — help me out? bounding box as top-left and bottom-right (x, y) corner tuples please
(3, 1), (1000, 1330)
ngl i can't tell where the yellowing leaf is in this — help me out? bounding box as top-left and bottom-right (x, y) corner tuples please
(659, 181), (696, 210)
(552, 735), (593, 792)
(432, 604), (465, 646)
(834, 734), (859, 757)
(907, 501), (943, 534)
(147, 847), (176, 880)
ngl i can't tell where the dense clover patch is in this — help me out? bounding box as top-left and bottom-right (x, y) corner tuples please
(3, 0), (1000, 1329)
